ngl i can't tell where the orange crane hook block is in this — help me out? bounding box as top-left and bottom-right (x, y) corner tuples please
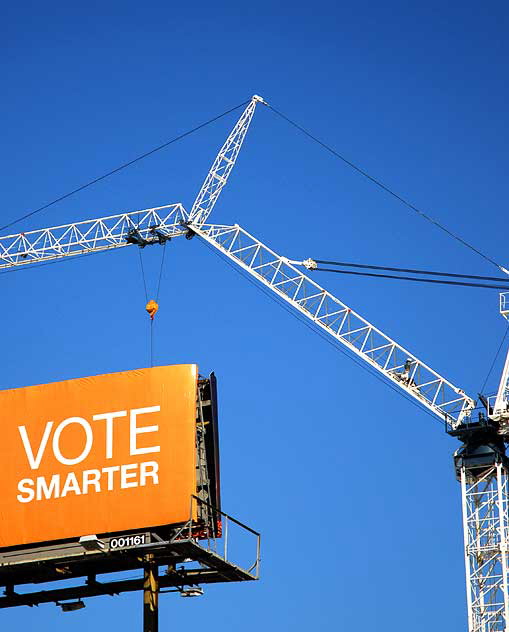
(145, 300), (159, 320)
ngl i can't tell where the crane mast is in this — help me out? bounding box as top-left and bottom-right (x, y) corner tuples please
(452, 293), (509, 631)
(3, 95), (509, 631)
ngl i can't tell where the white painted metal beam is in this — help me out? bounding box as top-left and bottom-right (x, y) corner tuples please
(188, 95), (266, 227)
(0, 204), (187, 269)
(190, 222), (476, 428)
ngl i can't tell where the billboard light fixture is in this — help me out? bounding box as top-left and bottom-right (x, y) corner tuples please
(180, 587), (203, 598)
(59, 599), (85, 612)
(79, 535), (105, 552)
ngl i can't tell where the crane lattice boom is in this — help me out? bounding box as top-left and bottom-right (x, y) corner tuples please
(0, 204), (187, 268)
(188, 95), (266, 227)
(0, 208), (476, 428)
(191, 223), (475, 428)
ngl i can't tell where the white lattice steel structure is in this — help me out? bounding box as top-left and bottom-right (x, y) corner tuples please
(193, 222), (475, 429)
(189, 95), (266, 227)
(3, 94), (509, 631)
(493, 293), (509, 428)
(461, 464), (509, 631)
(0, 204), (187, 268)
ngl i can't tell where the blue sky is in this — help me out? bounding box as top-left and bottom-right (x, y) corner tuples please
(2, 1), (509, 630)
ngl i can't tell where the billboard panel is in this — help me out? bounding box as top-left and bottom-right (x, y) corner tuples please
(0, 364), (197, 548)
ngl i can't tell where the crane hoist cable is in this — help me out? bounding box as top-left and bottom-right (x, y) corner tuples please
(144, 244), (167, 321)
(138, 248), (149, 303)
(267, 104), (509, 276)
(137, 243), (168, 366)
(155, 243), (167, 302)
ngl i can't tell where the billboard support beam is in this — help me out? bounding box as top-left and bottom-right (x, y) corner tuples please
(143, 554), (159, 632)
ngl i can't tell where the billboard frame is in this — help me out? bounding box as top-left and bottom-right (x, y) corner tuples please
(0, 496), (260, 609)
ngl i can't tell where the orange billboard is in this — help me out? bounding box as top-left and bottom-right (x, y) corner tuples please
(0, 364), (197, 549)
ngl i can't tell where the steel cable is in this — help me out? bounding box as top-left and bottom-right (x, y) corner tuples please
(268, 104), (506, 273)
(137, 248), (149, 303)
(313, 259), (509, 283)
(314, 266), (509, 290)
(479, 324), (509, 397)
(1, 100), (250, 234)
(156, 243), (167, 302)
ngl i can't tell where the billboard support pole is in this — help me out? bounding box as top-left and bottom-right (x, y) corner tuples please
(143, 554), (159, 632)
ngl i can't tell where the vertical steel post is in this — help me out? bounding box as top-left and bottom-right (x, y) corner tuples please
(496, 464), (509, 626)
(143, 554), (158, 632)
(461, 467), (474, 632)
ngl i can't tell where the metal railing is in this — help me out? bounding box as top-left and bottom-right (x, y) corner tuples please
(171, 496), (261, 579)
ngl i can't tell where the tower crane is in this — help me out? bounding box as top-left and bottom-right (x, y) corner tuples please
(2, 95), (509, 631)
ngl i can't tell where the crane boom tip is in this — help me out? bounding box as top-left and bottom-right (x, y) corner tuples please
(252, 95), (268, 106)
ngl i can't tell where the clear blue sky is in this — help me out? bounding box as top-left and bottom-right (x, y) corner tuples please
(2, 1), (509, 630)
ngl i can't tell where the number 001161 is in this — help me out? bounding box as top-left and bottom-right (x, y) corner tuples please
(109, 534), (147, 550)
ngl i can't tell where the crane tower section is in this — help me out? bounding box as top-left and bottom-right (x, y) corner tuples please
(449, 295), (509, 632)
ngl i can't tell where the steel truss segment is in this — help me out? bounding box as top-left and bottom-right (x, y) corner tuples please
(188, 96), (264, 227)
(461, 464), (509, 631)
(193, 222), (475, 428)
(493, 348), (509, 424)
(501, 293), (509, 320)
(0, 204), (188, 268)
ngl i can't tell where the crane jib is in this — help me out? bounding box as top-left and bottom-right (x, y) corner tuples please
(189, 222), (477, 431)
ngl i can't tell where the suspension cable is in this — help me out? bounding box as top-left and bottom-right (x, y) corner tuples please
(313, 259), (509, 283)
(479, 324), (509, 396)
(1, 100), (250, 234)
(196, 235), (447, 428)
(314, 266), (509, 290)
(268, 104), (507, 274)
